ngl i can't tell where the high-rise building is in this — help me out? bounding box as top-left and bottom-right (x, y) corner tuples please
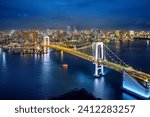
(129, 30), (135, 37)
(74, 26), (77, 33)
(32, 31), (38, 43)
(114, 30), (120, 37)
(67, 26), (71, 32)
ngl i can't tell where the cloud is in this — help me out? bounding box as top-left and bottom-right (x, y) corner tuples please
(0, 0), (150, 30)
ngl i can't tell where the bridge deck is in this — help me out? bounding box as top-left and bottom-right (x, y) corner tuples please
(45, 44), (150, 82)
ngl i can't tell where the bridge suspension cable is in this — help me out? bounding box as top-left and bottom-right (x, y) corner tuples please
(103, 44), (129, 67)
(72, 42), (91, 49)
(76, 44), (93, 56)
(75, 45), (92, 51)
(75, 43), (129, 68)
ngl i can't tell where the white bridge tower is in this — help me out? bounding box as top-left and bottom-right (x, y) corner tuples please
(43, 36), (50, 53)
(44, 36), (50, 45)
(94, 42), (104, 77)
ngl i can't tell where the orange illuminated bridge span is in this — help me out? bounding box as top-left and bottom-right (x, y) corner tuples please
(44, 43), (150, 83)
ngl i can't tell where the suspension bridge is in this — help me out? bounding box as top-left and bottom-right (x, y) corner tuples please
(43, 37), (150, 99)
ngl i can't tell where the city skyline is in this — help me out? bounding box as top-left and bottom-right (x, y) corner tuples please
(0, 0), (150, 30)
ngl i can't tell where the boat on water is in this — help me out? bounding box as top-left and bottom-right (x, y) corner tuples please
(62, 64), (68, 69)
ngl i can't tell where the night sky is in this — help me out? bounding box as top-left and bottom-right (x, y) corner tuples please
(0, 0), (150, 30)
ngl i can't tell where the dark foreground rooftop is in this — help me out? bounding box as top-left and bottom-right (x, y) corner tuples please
(48, 88), (101, 100)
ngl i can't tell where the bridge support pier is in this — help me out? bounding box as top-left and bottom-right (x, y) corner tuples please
(43, 36), (50, 53)
(94, 63), (104, 77)
(44, 36), (50, 45)
(94, 42), (104, 77)
(43, 46), (48, 53)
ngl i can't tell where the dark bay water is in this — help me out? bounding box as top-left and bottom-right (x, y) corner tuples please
(0, 40), (150, 100)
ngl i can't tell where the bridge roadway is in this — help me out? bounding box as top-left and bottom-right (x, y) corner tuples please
(45, 44), (150, 83)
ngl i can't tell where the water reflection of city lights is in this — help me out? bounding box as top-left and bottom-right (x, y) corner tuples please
(147, 40), (149, 46)
(43, 53), (50, 63)
(0, 48), (2, 54)
(94, 77), (105, 92)
(95, 77), (104, 85)
(41, 53), (51, 84)
(61, 51), (64, 62)
(2, 52), (6, 68)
